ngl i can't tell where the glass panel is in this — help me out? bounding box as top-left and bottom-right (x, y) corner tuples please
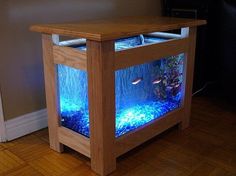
(115, 54), (184, 137)
(58, 65), (89, 137)
(58, 35), (184, 138)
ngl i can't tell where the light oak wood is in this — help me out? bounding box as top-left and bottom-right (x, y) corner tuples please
(87, 40), (116, 176)
(53, 45), (87, 70)
(115, 38), (188, 70)
(179, 27), (197, 130)
(42, 34), (63, 152)
(30, 16), (206, 41)
(58, 127), (90, 158)
(115, 109), (183, 157)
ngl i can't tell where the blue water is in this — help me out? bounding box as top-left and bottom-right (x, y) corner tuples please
(76, 35), (166, 51)
(58, 35), (184, 138)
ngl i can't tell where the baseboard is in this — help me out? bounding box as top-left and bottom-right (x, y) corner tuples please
(4, 109), (48, 141)
(0, 92), (6, 142)
(0, 122), (6, 142)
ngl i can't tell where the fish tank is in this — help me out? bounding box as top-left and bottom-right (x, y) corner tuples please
(58, 35), (184, 138)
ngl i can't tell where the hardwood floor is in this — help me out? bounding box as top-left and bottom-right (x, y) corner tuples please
(0, 96), (236, 176)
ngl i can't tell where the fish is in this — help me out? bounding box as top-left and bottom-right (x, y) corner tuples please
(132, 77), (143, 85)
(174, 83), (181, 88)
(170, 82), (181, 88)
(152, 78), (162, 85)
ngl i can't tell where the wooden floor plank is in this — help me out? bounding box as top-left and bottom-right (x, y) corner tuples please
(0, 97), (235, 175)
(0, 144), (5, 151)
(33, 129), (50, 143)
(3, 165), (43, 176)
(60, 164), (96, 176)
(7, 136), (54, 162)
(0, 150), (25, 175)
(29, 153), (83, 176)
(122, 163), (160, 176)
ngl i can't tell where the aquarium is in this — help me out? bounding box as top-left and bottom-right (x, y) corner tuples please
(58, 35), (184, 138)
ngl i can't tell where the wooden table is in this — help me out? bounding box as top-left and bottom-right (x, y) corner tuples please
(31, 16), (206, 176)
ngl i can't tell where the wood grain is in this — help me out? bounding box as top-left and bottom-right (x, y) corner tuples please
(29, 153), (82, 176)
(115, 38), (188, 70)
(42, 34), (63, 152)
(53, 46), (87, 70)
(6, 135), (53, 162)
(30, 16), (206, 41)
(0, 144), (5, 151)
(87, 40), (116, 176)
(0, 150), (25, 175)
(58, 127), (90, 158)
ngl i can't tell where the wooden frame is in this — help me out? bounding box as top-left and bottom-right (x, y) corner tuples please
(115, 108), (184, 157)
(35, 16), (206, 176)
(53, 46), (87, 70)
(180, 27), (197, 129)
(41, 28), (196, 175)
(87, 40), (116, 175)
(42, 34), (63, 152)
(58, 127), (90, 157)
(115, 38), (188, 70)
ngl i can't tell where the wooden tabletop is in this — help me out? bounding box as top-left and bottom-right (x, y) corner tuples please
(30, 16), (206, 41)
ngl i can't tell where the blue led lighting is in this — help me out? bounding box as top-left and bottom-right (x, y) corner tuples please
(61, 99), (180, 137)
(58, 35), (184, 138)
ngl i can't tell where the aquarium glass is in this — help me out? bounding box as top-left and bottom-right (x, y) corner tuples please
(58, 35), (184, 138)
(115, 55), (184, 137)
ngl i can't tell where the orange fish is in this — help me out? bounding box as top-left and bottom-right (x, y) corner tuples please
(132, 77), (143, 85)
(174, 84), (181, 88)
(152, 78), (162, 85)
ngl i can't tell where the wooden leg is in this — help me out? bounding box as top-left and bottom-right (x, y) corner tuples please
(87, 40), (116, 176)
(42, 34), (63, 152)
(179, 27), (197, 130)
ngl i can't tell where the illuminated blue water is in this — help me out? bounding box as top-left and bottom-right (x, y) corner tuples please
(58, 35), (184, 138)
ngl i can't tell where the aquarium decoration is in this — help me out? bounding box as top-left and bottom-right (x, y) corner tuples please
(58, 35), (184, 138)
